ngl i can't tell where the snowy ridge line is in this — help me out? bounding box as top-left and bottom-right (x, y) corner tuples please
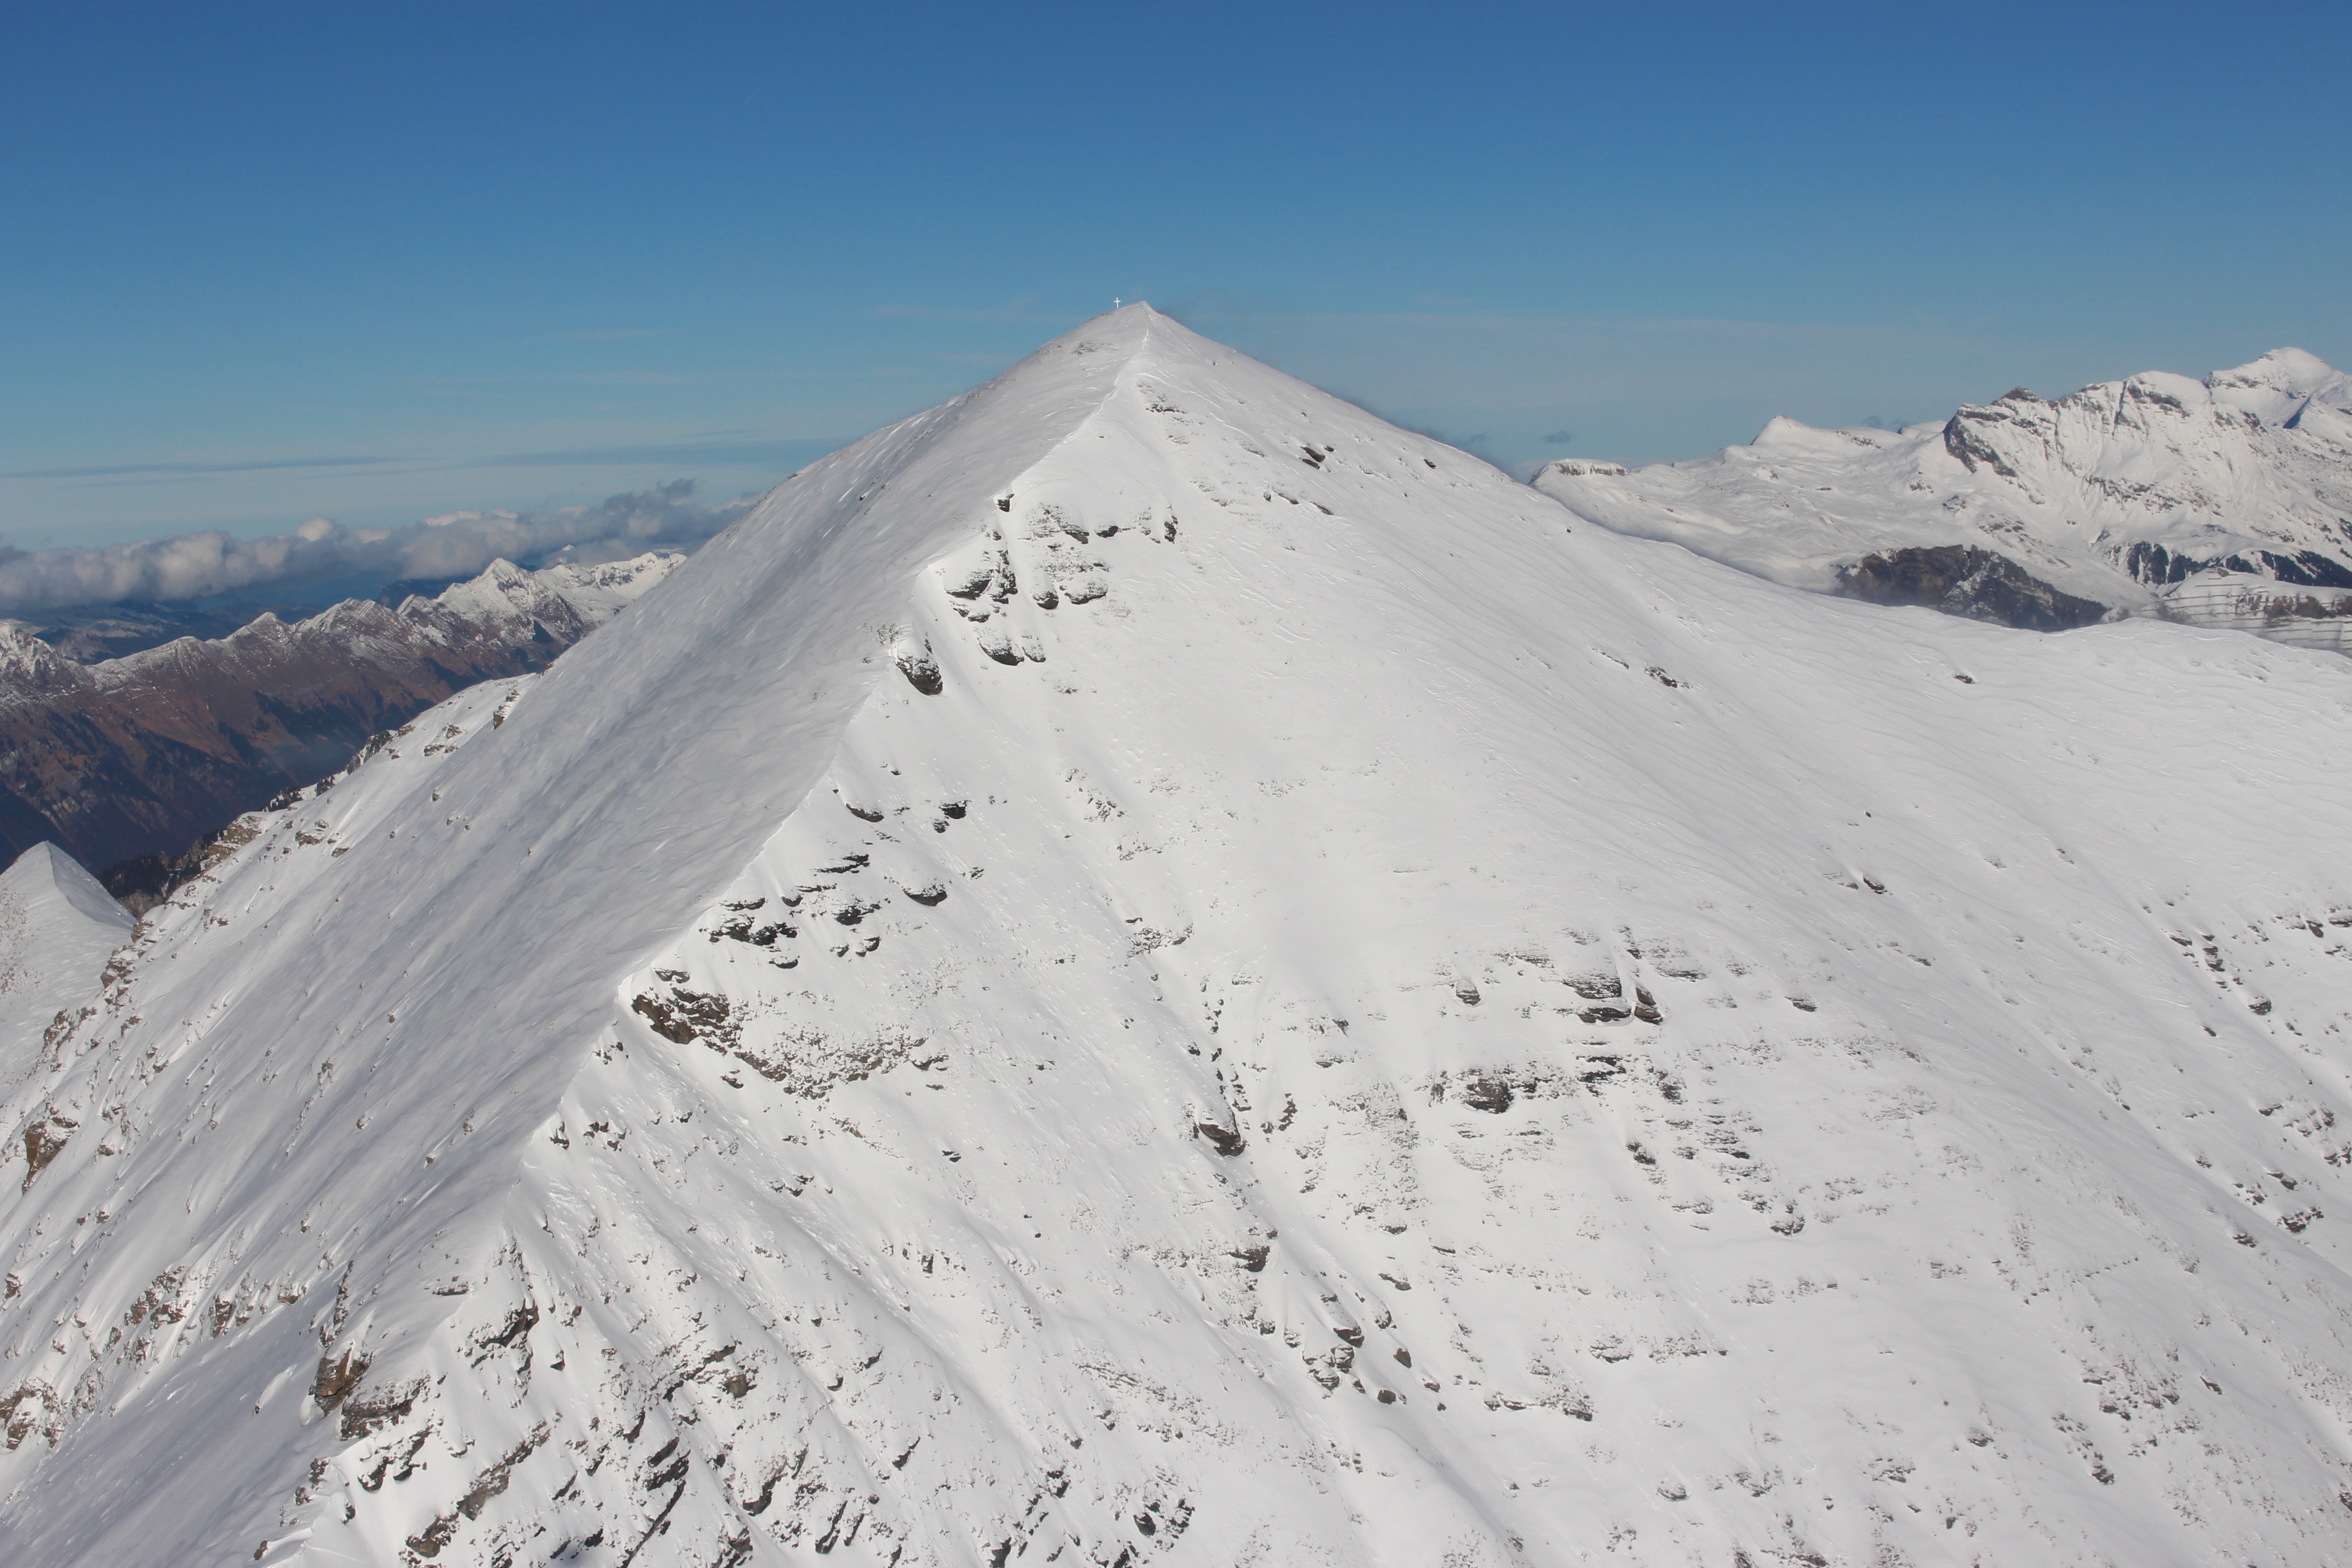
(0, 316), (1160, 1563)
(6, 309), (2352, 1565)
(1535, 346), (2352, 652)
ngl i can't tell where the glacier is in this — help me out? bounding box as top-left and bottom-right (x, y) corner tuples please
(5, 307), (2352, 1566)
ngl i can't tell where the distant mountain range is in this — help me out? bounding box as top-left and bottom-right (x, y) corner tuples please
(22, 599), (332, 664)
(0, 551), (685, 876)
(1536, 348), (2352, 648)
(18, 570), (548, 664)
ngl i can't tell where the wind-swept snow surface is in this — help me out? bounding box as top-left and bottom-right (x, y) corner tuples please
(7, 308), (2352, 1567)
(1536, 348), (2352, 652)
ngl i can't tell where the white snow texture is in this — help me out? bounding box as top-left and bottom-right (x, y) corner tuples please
(6, 308), (2352, 1567)
(1534, 346), (2352, 648)
(0, 845), (132, 1069)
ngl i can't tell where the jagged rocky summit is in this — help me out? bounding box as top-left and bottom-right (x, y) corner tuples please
(5, 308), (2352, 1567)
(0, 551), (686, 875)
(1536, 348), (2352, 647)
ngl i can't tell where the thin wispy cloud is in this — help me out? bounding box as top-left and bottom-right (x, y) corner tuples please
(7, 431), (845, 491)
(529, 328), (672, 343)
(0, 480), (760, 615)
(1, 454), (398, 481)
(1168, 302), (1977, 351)
(872, 298), (1065, 325)
(476, 435), (843, 470)
(420, 369), (701, 389)
(413, 365), (871, 391)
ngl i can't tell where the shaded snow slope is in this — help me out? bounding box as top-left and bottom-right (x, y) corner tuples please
(7, 309), (2352, 1566)
(0, 844), (131, 1073)
(1535, 349), (2352, 651)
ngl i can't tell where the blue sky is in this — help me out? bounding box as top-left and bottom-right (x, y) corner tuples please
(4, 1), (2347, 554)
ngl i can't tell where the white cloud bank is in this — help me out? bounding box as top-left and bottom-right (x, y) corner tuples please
(0, 480), (759, 614)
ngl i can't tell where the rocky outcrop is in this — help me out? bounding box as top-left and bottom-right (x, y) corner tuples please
(0, 552), (686, 872)
(1834, 546), (2110, 631)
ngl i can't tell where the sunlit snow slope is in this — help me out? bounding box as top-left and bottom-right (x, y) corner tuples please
(1536, 348), (2352, 651)
(8, 308), (2352, 1568)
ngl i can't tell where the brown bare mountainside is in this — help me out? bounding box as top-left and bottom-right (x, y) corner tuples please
(0, 552), (684, 874)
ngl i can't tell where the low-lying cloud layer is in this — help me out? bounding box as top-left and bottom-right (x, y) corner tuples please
(0, 480), (759, 615)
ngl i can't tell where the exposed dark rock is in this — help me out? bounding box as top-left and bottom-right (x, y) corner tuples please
(313, 1348), (370, 1413)
(338, 1377), (425, 1440)
(1941, 407), (2029, 479)
(1196, 1121), (1246, 1156)
(1461, 1077), (1514, 1114)
(20, 1116), (72, 1191)
(2122, 540), (2202, 586)
(2132, 541), (2352, 590)
(1834, 547), (2109, 632)
(102, 836), (219, 916)
(632, 992), (697, 1044)
(896, 647), (945, 695)
(2249, 549), (2352, 590)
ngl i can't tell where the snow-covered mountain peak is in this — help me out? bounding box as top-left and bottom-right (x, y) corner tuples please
(2206, 347), (2352, 436)
(0, 624), (93, 699)
(2211, 344), (2347, 397)
(0, 843), (131, 1073)
(409, 549), (685, 642)
(1538, 347), (2352, 649)
(9, 312), (2352, 1567)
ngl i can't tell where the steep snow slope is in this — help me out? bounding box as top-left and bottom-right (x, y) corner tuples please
(0, 844), (131, 1072)
(8, 309), (2352, 1567)
(1536, 349), (2352, 649)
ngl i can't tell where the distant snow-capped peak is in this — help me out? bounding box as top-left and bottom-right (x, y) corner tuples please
(1535, 348), (2352, 651)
